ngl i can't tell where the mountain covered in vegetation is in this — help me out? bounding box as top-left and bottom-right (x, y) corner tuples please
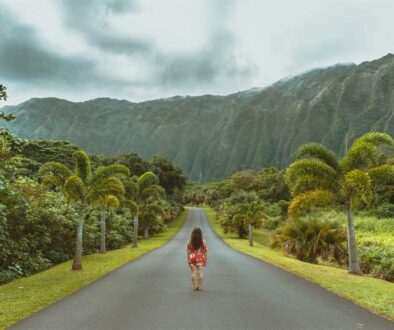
(2, 54), (394, 181)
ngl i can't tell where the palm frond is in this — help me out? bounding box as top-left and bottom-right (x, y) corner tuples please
(123, 178), (139, 199)
(296, 143), (340, 172)
(93, 194), (120, 208)
(122, 199), (139, 214)
(64, 175), (86, 202)
(344, 169), (372, 205)
(137, 171), (159, 190)
(341, 142), (376, 171)
(73, 150), (92, 184)
(39, 162), (73, 187)
(290, 174), (338, 196)
(342, 132), (394, 171)
(286, 159), (337, 193)
(288, 189), (336, 220)
(88, 176), (125, 202)
(369, 164), (394, 186)
(352, 132), (393, 148)
(141, 184), (165, 200)
(91, 164), (130, 185)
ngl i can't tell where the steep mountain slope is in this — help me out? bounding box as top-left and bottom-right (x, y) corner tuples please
(2, 54), (394, 181)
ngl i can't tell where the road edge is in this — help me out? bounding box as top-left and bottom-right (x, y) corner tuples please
(1, 210), (188, 330)
(203, 207), (394, 322)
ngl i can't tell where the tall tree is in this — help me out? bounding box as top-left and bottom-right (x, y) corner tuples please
(95, 195), (120, 254)
(40, 150), (129, 269)
(123, 171), (165, 247)
(286, 132), (394, 274)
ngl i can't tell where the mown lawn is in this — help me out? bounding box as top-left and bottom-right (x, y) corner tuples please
(0, 210), (187, 330)
(205, 208), (394, 321)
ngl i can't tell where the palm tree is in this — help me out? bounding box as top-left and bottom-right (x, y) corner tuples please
(95, 195), (120, 254)
(123, 171), (165, 247)
(232, 201), (265, 246)
(139, 200), (166, 238)
(286, 132), (394, 274)
(40, 150), (129, 270)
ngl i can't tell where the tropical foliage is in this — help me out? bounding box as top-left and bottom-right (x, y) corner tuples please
(0, 122), (184, 283)
(285, 132), (394, 274)
(271, 218), (347, 264)
(39, 150), (130, 270)
(232, 201), (265, 246)
(122, 171), (166, 246)
(188, 132), (394, 282)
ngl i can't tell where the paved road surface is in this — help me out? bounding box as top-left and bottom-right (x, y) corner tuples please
(10, 208), (394, 330)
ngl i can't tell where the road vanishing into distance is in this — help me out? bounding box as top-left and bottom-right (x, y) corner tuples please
(10, 208), (394, 330)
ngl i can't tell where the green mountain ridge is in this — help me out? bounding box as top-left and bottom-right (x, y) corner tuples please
(2, 54), (394, 181)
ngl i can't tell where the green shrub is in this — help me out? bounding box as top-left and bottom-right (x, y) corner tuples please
(0, 179), (134, 284)
(359, 244), (394, 282)
(0, 270), (18, 283)
(271, 218), (347, 264)
(373, 203), (394, 219)
(262, 216), (283, 230)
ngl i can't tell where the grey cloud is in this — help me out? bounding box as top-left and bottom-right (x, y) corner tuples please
(156, 32), (255, 87)
(58, 0), (256, 88)
(106, 0), (140, 13)
(0, 5), (134, 91)
(59, 0), (151, 55)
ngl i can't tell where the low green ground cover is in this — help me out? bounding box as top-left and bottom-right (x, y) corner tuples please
(205, 208), (394, 320)
(309, 209), (394, 281)
(0, 210), (187, 330)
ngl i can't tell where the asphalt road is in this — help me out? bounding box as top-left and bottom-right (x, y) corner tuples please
(10, 208), (394, 330)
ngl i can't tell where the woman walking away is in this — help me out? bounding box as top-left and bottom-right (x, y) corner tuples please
(187, 228), (208, 291)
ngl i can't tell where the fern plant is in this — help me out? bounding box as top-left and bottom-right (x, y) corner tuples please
(271, 218), (347, 264)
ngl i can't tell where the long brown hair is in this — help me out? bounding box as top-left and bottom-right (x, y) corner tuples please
(191, 227), (203, 250)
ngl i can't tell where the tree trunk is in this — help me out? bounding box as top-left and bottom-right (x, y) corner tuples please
(72, 218), (84, 270)
(346, 206), (362, 274)
(144, 228), (149, 239)
(248, 223), (253, 247)
(132, 215), (138, 248)
(100, 210), (106, 254)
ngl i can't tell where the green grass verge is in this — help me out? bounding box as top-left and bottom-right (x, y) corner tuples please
(0, 210), (188, 330)
(205, 208), (394, 321)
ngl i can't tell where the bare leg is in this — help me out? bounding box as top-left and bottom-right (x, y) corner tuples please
(190, 265), (198, 290)
(197, 266), (205, 290)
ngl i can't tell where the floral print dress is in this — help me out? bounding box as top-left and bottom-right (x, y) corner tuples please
(187, 240), (208, 267)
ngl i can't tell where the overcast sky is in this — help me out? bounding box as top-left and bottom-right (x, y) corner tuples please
(1, 0), (394, 105)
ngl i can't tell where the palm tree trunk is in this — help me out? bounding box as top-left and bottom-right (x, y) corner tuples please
(346, 206), (362, 274)
(132, 215), (138, 248)
(248, 223), (253, 247)
(72, 218), (84, 270)
(100, 210), (106, 254)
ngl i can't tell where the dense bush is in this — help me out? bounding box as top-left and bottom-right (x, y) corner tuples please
(271, 218), (347, 264)
(0, 130), (184, 284)
(359, 244), (394, 281)
(262, 216), (283, 230)
(372, 203), (394, 219)
(0, 177), (136, 284)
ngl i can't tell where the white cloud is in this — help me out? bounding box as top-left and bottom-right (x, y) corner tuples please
(1, 0), (394, 105)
